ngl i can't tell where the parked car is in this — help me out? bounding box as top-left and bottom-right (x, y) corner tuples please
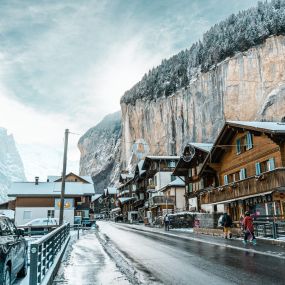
(21, 217), (59, 227)
(0, 215), (27, 285)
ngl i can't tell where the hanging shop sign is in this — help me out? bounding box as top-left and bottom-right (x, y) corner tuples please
(54, 198), (74, 210)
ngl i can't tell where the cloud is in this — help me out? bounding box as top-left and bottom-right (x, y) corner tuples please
(0, 0), (261, 179)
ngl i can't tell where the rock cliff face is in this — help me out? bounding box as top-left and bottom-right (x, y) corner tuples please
(78, 111), (121, 193)
(121, 36), (285, 165)
(0, 128), (26, 202)
(79, 36), (285, 185)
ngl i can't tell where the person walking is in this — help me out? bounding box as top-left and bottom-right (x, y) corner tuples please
(242, 211), (257, 245)
(221, 212), (233, 239)
(164, 214), (170, 231)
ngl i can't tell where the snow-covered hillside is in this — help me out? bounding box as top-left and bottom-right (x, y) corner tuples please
(0, 128), (26, 202)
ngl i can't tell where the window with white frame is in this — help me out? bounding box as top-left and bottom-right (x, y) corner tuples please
(255, 158), (275, 175)
(168, 160), (176, 168)
(236, 132), (253, 155)
(239, 168), (247, 180)
(23, 211), (32, 220)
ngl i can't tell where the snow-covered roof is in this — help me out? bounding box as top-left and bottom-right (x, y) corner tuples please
(137, 160), (146, 175)
(47, 173), (93, 184)
(0, 210), (14, 220)
(80, 176), (93, 184)
(189, 143), (213, 152)
(120, 173), (134, 180)
(8, 182), (95, 197)
(118, 197), (135, 204)
(47, 176), (61, 182)
(227, 121), (285, 133)
(145, 156), (180, 160)
(105, 187), (117, 195)
(168, 177), (185, 187)
(91, 194), (103, 202)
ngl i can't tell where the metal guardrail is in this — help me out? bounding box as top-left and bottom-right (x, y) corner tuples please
(254, 221), (285, 239)
(29, 223), (70, 285)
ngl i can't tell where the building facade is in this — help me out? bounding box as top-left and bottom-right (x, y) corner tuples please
(199, 121), (285, 221)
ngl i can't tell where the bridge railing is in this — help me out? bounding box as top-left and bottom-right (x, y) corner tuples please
(29, 223), (70, 285)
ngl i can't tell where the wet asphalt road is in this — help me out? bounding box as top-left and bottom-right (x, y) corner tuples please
(97, 221), (285, 285)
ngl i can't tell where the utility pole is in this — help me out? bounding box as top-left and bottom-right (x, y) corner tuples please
(59, 129), (69, 226)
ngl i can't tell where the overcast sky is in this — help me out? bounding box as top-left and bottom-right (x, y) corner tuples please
(0, 0), (259, 180)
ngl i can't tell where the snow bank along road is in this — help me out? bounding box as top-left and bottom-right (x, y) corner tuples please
(52, 222), (285, 285)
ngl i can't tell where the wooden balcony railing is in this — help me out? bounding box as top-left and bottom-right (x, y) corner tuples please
(149, 196), (175, 207)
(200, 168), (285, 204)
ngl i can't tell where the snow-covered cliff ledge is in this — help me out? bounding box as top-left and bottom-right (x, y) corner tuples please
(121, 35), (285, 166)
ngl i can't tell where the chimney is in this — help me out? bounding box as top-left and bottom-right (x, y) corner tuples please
(35, 176), (39, 185)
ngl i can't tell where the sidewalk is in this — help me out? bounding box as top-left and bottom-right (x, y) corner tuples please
(113, 223), (285, 259)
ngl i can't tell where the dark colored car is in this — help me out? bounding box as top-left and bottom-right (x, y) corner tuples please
(0, 216), (28, 285)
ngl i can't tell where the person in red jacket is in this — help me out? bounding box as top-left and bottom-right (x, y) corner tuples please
(242, 211), (257, 245)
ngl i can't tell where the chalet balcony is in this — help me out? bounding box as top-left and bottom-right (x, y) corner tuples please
(147, 184), (156, 190)
(76, 202), (91, 210)
(149, 195), (175, 207)
(200, 168), (285, 204)
(132, 199), (145, 209)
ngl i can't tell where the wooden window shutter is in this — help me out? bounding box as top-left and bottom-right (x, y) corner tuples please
(239, 168), (247, 180)
(255, 162), (261, 175)
(224, 175), (228, 185)
(246, 133), (253, 150)
(236, 138), (241, 154)
(268, 158), (275, 171)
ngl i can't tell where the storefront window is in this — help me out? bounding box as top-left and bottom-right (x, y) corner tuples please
(275, 201), (281, 216)
(267, 202), (275, 216)
(254, 204), (266, 216)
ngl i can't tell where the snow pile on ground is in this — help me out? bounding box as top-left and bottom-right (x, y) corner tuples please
(95, 229), (142, 285)
(54, 229), (131, 285)
(172, 228), (194, 233)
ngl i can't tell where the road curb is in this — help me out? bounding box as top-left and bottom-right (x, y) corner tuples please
(114, 223), (285, 260)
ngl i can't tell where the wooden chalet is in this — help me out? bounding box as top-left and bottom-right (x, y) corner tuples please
(8, 172), (95, 226)
(142, 156), (180, 223)
(160, 178), (186, 211)
(173, 143), (213, 211)
(199, 121), (285, 221)
(101, 187), (118, 217)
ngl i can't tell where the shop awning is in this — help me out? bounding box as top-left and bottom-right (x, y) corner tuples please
(209, 191), (273, 205)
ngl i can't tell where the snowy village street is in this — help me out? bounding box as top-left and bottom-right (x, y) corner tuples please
(49, 221), (285, 285)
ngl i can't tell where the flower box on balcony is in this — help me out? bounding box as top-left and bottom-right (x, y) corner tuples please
(255, 174), (265, 181)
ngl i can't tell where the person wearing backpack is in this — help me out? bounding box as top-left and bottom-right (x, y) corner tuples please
(221, 212), (233, 239)
(242, 211), (257, 245)
(164, 214), (170, 231)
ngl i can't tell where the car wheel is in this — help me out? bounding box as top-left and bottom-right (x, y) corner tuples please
(18, 255), (28, 277)
(4, 266), (11, 285)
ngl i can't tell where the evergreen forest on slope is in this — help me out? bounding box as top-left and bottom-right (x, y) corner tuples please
(121, 0), (285, 105)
